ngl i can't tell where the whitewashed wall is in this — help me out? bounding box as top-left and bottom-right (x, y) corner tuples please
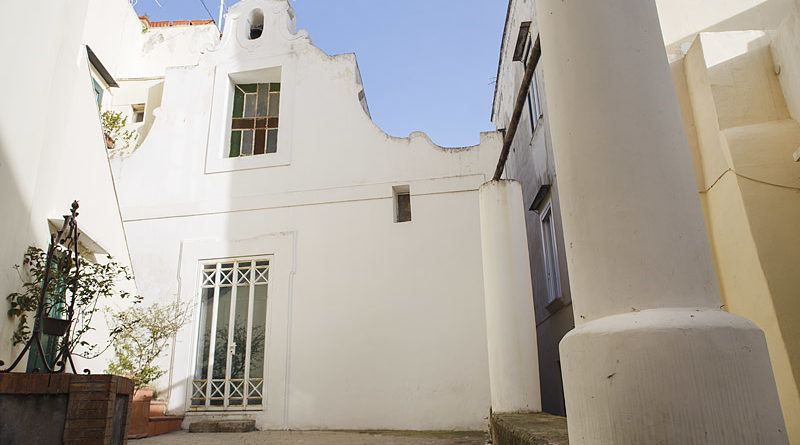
(0, 0), (134, 367)
(83, 0), (220, 80)
(655, 0), (795, 59)
(111, 0), (502, 430)
(0, 0), (219, 372)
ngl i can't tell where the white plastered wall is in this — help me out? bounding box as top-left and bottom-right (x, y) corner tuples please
(655, 0), (795, 60)
(0, 0), (136, 368)
(83, 0), (220, 80)
(683, 26), (800, 444)
(111, 0), (502, 430)
(771, 0), (800, 120)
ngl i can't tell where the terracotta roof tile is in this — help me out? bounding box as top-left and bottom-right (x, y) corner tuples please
(139, 16), (216, 28)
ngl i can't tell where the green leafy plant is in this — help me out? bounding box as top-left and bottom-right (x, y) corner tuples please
(101, 110), (138, 151)
(106, 300), (193, 391)
(6, 246), (140, 358)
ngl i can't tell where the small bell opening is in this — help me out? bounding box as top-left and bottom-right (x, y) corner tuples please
(249, 9), (264, 40)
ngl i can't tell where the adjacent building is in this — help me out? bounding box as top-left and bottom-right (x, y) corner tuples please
(495, 0), (800, 441)
(491, 0), (572, 417)
(661, 2), (800, 439)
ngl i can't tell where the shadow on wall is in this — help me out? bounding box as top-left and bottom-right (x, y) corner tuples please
(0, 138), (35, 362)
(669, 19), (800, 443)
(667, 0), (798, 188)
(738, 34), (800, 422)
(142, 82), (165, 145)
(665, 0), (793, 57)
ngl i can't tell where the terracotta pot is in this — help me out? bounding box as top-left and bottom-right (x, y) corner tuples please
(149, 400), (167, 417)
(128, 398), (150, 439)
(129, 387), (155, 439)
(133, 386), (155, 402)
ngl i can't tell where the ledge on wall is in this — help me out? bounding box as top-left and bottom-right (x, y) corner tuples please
(48, 217), (109, 256)
(490, 412), (569, 445)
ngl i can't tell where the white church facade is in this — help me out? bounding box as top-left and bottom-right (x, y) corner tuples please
(109, 0), (507, 430)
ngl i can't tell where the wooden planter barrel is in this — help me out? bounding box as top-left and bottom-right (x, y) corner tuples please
(0, 374), (133, 445)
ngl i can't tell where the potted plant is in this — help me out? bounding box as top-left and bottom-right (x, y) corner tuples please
(6, 246), (140, 366)
(106, 299), (192, 438)
(149, 389), (168, 417)
(100, 109), (138, 154)
(1, 209), (141, 443)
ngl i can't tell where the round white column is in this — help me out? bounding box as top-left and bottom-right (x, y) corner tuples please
(479, 180), (541, 413)
(534, 0), (788, 442)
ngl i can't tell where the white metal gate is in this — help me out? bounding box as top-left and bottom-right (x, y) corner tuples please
(191, 258), (269, 409)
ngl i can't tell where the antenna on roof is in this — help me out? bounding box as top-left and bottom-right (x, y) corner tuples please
(198, 0), (222, 34)
(218, 0), (225, 33)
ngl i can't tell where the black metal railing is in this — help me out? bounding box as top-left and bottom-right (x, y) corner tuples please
(1, 201), (85, 374)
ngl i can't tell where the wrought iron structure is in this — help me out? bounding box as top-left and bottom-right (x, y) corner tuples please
(0, 201), (85, 374)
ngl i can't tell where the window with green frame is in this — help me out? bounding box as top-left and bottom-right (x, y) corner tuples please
(230, 82), (280, 157)
(26, 259), (67, 372)
(92, 77), (104, 108)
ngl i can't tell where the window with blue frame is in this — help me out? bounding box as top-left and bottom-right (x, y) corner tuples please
(92, 77), (104, 108)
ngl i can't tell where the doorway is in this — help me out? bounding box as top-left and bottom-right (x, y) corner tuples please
(191, 258), (269, 410)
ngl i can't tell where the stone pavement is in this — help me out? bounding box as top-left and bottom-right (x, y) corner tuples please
(490, 413), (569, 445)
(134, 430), (488, 445)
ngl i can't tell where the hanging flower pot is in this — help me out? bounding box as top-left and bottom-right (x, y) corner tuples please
(105, 133), (116, 149)
(42, 317), (70, 336)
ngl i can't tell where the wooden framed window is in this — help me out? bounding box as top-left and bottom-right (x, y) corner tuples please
(229, 83), (280, 157)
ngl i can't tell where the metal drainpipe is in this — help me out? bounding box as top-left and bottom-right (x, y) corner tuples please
(493, 35), (541, 180)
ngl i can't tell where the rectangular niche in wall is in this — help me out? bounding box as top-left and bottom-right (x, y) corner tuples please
(393, 185), (411, 223)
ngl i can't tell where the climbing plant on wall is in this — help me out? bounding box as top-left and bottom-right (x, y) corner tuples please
(6, 246), (140, 359)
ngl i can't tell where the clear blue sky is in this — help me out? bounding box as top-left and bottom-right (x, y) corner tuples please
(133, 0), (506, 147)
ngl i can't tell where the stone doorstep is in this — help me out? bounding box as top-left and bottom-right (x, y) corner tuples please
(490, 412), (569, 445)
(148, 416), (183, 437)
(188, 419), (257, 433)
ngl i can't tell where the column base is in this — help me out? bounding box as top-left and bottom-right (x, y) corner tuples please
(560, 308), (787, 444)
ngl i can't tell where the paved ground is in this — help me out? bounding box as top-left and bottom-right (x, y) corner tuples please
(135, 430), (489, 445)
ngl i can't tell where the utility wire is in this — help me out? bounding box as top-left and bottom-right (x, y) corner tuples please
(198, 0), (220, 32)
